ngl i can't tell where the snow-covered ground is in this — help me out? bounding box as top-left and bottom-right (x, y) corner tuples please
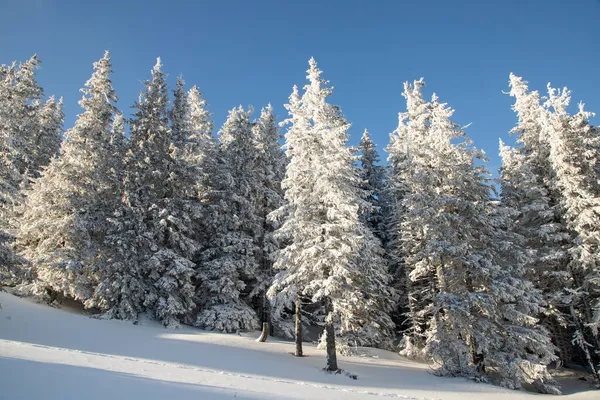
(0, 292), (596, 400)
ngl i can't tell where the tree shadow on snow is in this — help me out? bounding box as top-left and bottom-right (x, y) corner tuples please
(0, 356), (266, 400)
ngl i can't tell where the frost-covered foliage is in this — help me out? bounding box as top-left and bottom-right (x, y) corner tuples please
(15, 51), (120, 304)
(543, 84), (600, 380)
(249, 105), (286, 319)
(185, 85), (215, 167)
(502, 75), (572, 316)
(1, 55), (61, 184)
(386, 79), (432, 353)
(268, 58), (395, 351)
(0, 56), (62, 284)
(0, 63), (24, 281)
(33, 96), (64, 176)
(357, 130), (387, 241)
(195, 106), (260, 332)
(4, 50), (600, 393)
(99, 59), (198, 328)
(388, 79), (559, 393)
(502, 74), (600, 382)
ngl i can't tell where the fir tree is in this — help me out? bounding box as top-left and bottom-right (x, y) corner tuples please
(387, 79), (433, 356)
(389, 80), (559, 392)
(504, 74), (599, 377)
(268, 59), (394, 369)
(105, 58), (198, 327)
(31, 96), (63, 178)
(0, 62), (24, 282)
(195, 106), (260, 332)
(15, 51), (121, 304)
(543, 84), (600, 381)
(357, 129), (387, 241)
(249, 104), (286, 324)
(7, 55), (44, 182)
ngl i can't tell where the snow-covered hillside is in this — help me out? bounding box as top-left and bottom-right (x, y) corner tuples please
(0, 292), (595, 399)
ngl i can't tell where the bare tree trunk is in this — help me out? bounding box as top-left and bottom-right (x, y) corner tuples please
(295, 295), (303, 357)
(324, 296), (338, 371)
(257, 322), (269, 342)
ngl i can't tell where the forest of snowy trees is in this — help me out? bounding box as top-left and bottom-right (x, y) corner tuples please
(1, 52), (599, 394)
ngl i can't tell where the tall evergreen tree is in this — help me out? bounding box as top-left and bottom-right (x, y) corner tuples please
(0, 55), (61, 199)
(498, 138), (573, 364)
(31, 96), (63, 177)
(185, 85), (215, 167)
(357, 129), (386, 241)
(389, 80), (558, 393)
(249, 105), (286, 326)
(97, 59), (198, 327)
(15, 51), (121, 304)
(503, 74), (600, 378)
(195, 106), (261, 332)
(268, 59), (394, 369)
(0, 56), (63, 285)
(543, 84), (600, 381)
(387, 79), (433, 355)
(0, 62), (24, 282)
(7, 55), (44, 182)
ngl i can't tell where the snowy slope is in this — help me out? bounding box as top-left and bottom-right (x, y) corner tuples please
(0, 292), (595, 400)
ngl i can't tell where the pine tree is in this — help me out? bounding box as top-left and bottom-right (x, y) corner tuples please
(195, 106), (260, 332)
(387, 79), (433, 357)
(185, 85), (215, 167)
(0, 55), (59, 194)
(357, 130), (386, 241)
(389, 80), (558, 392)
(0, 62), (24, 282)
(249, 104), (286, 324)
(15, 51), (121, 304)
(543, 84), (600, 381)
(7, 55), (45, 182)
(268, 59), (394, 369)
(103, 58), (198, 327)
(183, 83), (216, 256)
(498, 138), (574, 364)
(503, 74), (600, 375)
(31, 96), (63, 177)
(0, 150), (25, 284)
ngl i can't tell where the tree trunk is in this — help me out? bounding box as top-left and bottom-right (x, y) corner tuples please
(295, 296), (303, 357)
(257, 322), (269, 342)
(324, 297), (338, 371)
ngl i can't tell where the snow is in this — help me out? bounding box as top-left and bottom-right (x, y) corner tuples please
(0, 292), (596, 399)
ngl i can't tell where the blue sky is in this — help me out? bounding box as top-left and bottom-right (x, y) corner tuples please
(1, 0), (599, 175)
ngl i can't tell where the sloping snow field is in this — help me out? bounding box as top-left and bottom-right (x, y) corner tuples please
(0, 292), (596, 399)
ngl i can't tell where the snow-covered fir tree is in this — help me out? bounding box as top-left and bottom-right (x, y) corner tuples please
(184, 84), (215, 201)
(502, 74), (600, 378)
(0, 55), (62, 199)
(504, 74), (572, 314)
(99, 58), (198, 327)
(357, 129), (387, 241)
(386, 79), (433, 354)
(0, 55), (63, 285)
(542, 83), (600, 381)
(185, 85), (215, 166)
(268, 59), (395, 366)
(15, 51), (121, 304)
(4, 55), (46, 182)
(0, 144), (25, 283)
(0, 62), (24, 282)
(388, 79), (559, 393)
(195, 105), (261, 332)
(498, 138), (574, 363)
(249, 104), (286, 323)
(31, 96), (63, 177)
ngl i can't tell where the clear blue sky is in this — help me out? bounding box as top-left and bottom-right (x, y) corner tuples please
(1, 0), (599, 175)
